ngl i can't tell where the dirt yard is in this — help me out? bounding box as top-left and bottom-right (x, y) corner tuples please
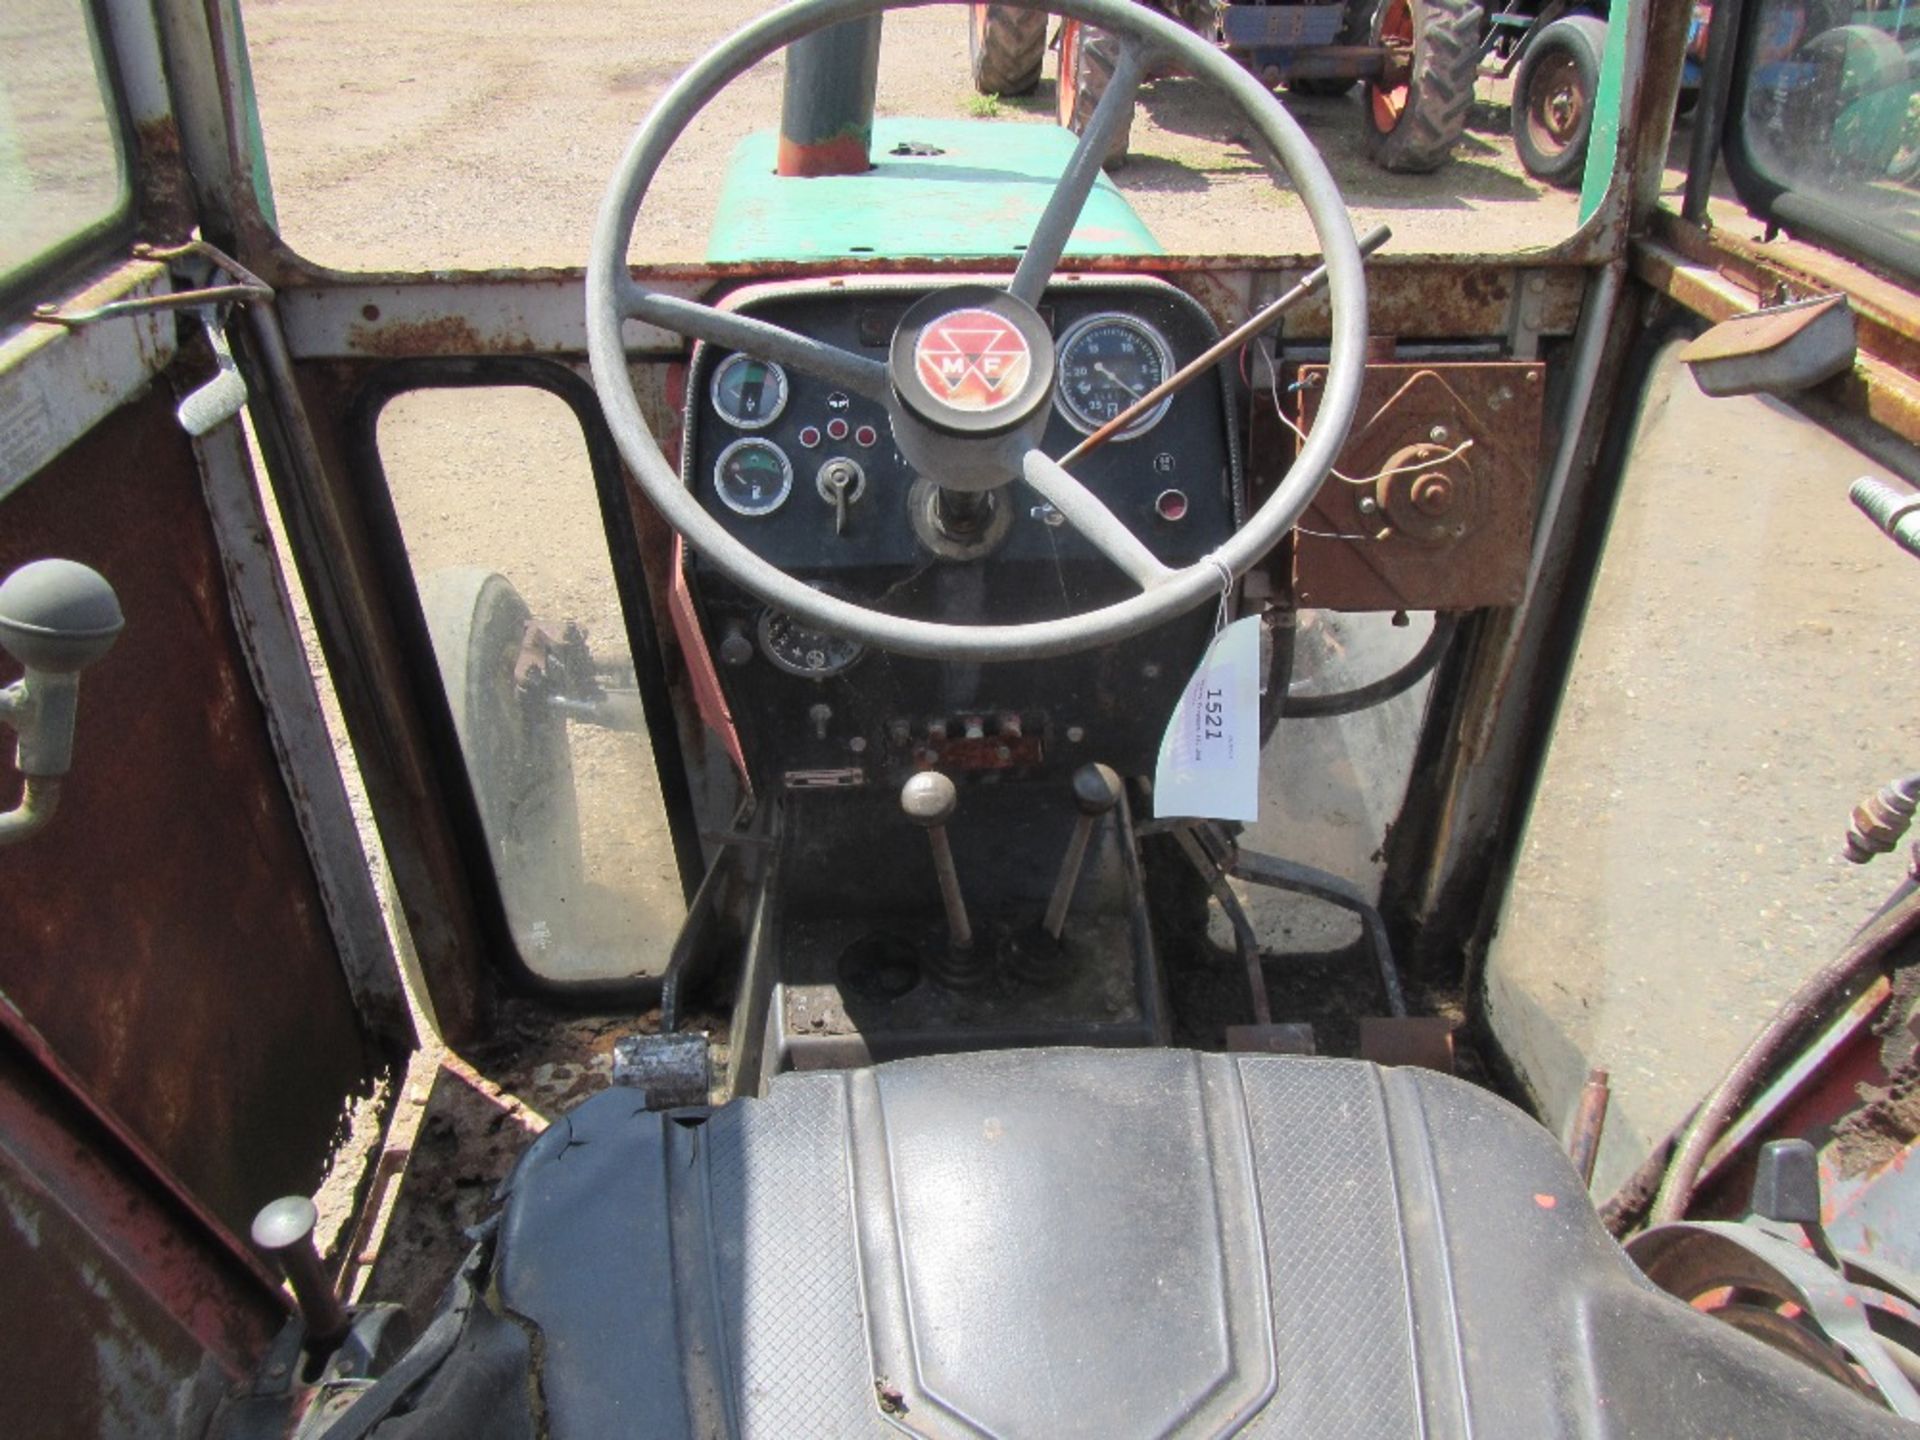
(241, 0), (1582, 270)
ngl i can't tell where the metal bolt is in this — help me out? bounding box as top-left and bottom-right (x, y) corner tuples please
(1410, 474), (1454, 515)
(849, 736), (867, 754)
(1142, 662), (1161, 680)
(1066, 725), (1086, 743)
(1429, 425), (1450, 444)
(1356, 495), (1380, 516)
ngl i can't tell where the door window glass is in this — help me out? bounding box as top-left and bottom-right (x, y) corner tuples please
(1485, 342), (1920, 1195)
(0, 1), (128, 291)
(377, 386), (685, 983)
(1732, 0), (1919, 260)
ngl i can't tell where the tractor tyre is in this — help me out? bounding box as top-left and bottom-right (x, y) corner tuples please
(419, 567), (584, 959)
(1365, 0), (1483, 173)
(1290, 0), (1380, 98)
(1057, 19), (1133, 169)
(968, 3), (1048, 97)
(1512, 15), (1606, 187)
(1797, 24), (1910, 179)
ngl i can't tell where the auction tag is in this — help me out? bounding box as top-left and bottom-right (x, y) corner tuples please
(1153, 615), (1260, 822)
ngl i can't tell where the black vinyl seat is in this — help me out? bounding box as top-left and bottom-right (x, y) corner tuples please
(482, 1049), (1906, 1439)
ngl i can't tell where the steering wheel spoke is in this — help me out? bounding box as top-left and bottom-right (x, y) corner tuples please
(1008, 37), (1146, 307)
(1023, 449), (1173, 591)
(622, 282), (892, 403)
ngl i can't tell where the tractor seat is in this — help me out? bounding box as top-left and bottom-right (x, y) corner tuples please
(475, 1048), (1902, 1439)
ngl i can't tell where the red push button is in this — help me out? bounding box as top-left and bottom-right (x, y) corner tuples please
(826, 418), (850, 442)
(797, 425), (822, 449)
(1155, 489), (1189, 522)
(854, 424), (878, 448)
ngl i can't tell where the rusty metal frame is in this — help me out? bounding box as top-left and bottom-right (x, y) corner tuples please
(1634, 209), (1920, 448)
(0, 1002), (289, 1382)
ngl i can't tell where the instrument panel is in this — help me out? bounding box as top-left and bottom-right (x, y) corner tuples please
(679, 277), (1240, 785)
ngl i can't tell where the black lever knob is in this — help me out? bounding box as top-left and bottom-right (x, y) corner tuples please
(1044, 763), (1122, 941)
(251, 1195), (350, 1348)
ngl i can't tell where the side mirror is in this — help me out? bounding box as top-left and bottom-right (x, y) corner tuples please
(0, 560), (124, 845)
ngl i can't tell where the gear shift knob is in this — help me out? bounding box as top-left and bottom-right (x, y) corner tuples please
(251, 1195), (351, 1348)
(901, 769), (983, 983)
(901, 769), (958, 828)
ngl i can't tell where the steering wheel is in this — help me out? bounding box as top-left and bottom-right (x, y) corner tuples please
(586, 0), (1366, 662)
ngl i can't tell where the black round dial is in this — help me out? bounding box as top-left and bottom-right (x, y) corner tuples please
(756, 608), (865, 678)
(1054, 313), (1175, 440)
(713, 438), (793, 517)
(710, 353), (789, 429)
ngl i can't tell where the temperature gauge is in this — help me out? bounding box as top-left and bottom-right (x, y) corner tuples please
(757, 608), (865, 678)
(713, 438), (793, 517)
(710, 354), (789, 429)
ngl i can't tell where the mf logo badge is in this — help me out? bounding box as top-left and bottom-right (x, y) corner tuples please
(914, 309), (1032, 412)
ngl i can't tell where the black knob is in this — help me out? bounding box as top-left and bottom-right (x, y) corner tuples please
(718, 624), (753, 667)
(1071, 762), (1123, 817)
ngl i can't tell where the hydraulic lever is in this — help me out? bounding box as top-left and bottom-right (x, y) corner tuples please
(1043, 763), (1122, 942)
(901, 770), (987, 987)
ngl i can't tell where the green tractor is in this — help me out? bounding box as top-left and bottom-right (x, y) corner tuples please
(969, 0), (1484, 171)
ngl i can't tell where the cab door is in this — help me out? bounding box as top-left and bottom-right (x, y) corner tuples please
(0, 5), (412, 1433)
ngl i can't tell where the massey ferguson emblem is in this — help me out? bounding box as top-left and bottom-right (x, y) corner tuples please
(914, 308), (1032, 412)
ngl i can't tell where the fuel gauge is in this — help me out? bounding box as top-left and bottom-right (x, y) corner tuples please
(710, 354), (789, 429)
(713, 438), (793, 517)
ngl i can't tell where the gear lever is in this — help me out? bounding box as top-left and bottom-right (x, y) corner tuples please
(901, 770), (987, 986)
(1043, 763), (1122, 942)
(251, 1195), (350, 1349)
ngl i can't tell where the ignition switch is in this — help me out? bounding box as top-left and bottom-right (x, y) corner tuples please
(816, 457), (866, 537)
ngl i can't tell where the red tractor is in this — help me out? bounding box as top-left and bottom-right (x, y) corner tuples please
(969, 0), (1483, 172)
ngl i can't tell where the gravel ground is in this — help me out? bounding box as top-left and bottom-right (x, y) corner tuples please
(242, 0), (1581, 269)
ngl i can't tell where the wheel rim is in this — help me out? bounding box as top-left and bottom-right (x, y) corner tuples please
(1369, 0), (1414, 132)
(1524, 51), (1584, 158)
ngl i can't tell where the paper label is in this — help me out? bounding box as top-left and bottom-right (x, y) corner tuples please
(1153, 615), (1261, 823)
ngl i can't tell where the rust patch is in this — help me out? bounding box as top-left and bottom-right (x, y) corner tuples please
(1291, 361), (1545, 611)
(346, 312), (539, 359)
(777, 132), (875, 178)
(133, 116), (196, 243)
(0, 388), (389, 1237)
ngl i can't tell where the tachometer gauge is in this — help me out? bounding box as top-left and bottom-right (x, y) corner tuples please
(756, 608), (865, 678)
(713, 438), (793, 517)
(710, 353), (789, 429)
(1054, 313), (1176, 440)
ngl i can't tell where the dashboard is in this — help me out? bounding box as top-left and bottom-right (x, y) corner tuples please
(680, 277), (1241, 788)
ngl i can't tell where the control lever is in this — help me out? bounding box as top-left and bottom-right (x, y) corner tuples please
(0, 560), (125, 846)
(901, 770), (986, 987)
(819, 457), (861, 537)
(251, 1194), (351, 1349)
(1043, 763), (1121, 942)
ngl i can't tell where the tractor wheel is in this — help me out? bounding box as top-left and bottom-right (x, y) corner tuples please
(419, 567), (584, 956)
(968, 3), (1048, 97)
(1365, 0), (1483, 173)
(1290, 0), (1380, 98)
(1512, 15), (1606, 187)
(1057, 19), (1133, 169)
